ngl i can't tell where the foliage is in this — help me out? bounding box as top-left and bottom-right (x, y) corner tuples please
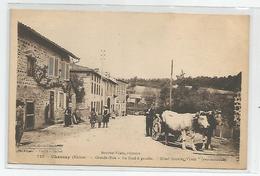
(33, 62), (70, 92)
(158, 86), (235, 126)
(176, 72), (242, 92)
(126, 72), (241, 92)
(32, 62), (76, 104)
(70, 72), (85, 103)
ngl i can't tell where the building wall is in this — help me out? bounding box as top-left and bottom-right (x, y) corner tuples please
(84, 74), (104, 115)
(73, 71), (119, 116)
(103, 80), (117, 113)
(73, 72), (104, 119)
(17, 34), (74, 130)
(115, 81), (127, 116)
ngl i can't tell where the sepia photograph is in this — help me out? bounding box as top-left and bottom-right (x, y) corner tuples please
(8, 9), (249, 169)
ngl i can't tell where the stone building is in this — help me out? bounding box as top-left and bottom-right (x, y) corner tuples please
(70, 64), (104, 118)
(103, 72), (118, 114)
(115, 79), (128, 116)
(70, 65), (118, 116)
(17, 22), (78, 130)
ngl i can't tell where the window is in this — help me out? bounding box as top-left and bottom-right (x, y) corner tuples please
(48, 57), (54, 76)
(54, 58), (59, 77)
(91, 83), (93, 94)
(48, 57), (61, 78)
(91, 101), (93, 110)
(27, 57), (35, 76)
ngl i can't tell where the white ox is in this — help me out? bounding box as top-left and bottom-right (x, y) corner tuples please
(161, 111), (210, 151)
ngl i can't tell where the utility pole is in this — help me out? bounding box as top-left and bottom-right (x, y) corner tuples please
(100, 49), (106, 114)
(169, 60), (173, 111)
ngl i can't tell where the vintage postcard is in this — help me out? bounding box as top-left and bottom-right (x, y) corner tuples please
(8, 9), (249, 169)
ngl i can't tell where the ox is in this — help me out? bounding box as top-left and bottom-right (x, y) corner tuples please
(162, 111), (209, 151)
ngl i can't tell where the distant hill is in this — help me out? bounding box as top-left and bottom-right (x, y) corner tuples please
(197, 87), (235, 95)
(125, 72), (241, 92)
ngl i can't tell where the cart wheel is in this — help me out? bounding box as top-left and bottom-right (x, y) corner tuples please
(152, 118), (161, 141)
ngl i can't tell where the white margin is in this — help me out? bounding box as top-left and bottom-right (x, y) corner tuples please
(1, 1), (260, 176)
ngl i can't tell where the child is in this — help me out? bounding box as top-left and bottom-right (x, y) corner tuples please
(97, 113), (103, 128)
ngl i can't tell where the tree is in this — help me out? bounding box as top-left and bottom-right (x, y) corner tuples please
(70, 73), (85, 103)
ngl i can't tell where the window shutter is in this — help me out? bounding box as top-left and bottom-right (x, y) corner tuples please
(48, 57), (54, 76)
(66, 63), (70, 80)
(56, 91), (59, 109)
(54, 58), (59, 77)
(61, 62), (65, 80)
(64, 93), (67, 108)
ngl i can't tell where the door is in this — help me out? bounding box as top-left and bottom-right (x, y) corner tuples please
(49, 91), (55, 124)
(107, 98), (110, 112)
(25, 101), (35, 131)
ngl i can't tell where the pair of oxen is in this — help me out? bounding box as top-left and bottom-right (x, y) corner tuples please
(159, 110), (223, 151)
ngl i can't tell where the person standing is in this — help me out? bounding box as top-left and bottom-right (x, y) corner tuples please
(102, 107), (110, 128)
(44, 103), (49, 125)
(89, 108), (97, 128)
(145, 104), (155, 137)
(206, 110), (217, 150)
(16, 99), (25, 146)
(64, 106), (72, 127)
(97, 113), (103, 128)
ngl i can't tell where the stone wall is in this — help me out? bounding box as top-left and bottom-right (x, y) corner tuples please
(234, 92), (241, 127)
(17, 34), (74, 130)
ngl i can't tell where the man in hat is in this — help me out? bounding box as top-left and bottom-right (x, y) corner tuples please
(145, 103), (155, 137)
(16, 99), (25, 146)
(102, 106), (110, 128)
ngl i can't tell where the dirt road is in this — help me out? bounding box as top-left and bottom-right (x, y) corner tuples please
(18, 115), (239, 168)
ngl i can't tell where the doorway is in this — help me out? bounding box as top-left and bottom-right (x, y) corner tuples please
(49, 91), (55, 124)
(24, 101), (35, 131)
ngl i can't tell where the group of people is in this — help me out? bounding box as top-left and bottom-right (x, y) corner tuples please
(89, 106), (110, 128)
(64, 103), (83, 127)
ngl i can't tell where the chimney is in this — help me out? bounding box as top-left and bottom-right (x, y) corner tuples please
(105, 72), (110, 77)
(94, 68), (100, 72)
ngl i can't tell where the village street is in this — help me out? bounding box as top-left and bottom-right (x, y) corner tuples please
(17, 115), (239, 167)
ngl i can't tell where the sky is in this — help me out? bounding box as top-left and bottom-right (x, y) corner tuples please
(12, 10), (249, 79)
